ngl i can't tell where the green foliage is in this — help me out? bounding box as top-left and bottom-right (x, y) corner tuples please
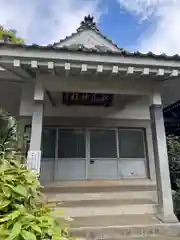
(0, 109), (17, 152)
(167, 135), (180, 159)
(167, 135), (180, 219)
(0, 25), (24, 44)
(0, 152), (73, 240)
(167, 135), (180, 190)
(0, 109), (27, 163)
(173, 190), (180, 220)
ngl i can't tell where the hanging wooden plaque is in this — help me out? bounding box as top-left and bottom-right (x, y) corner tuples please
(62, 92), (113, 107)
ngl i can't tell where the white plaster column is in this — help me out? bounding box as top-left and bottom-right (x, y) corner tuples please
(27, 79), (44, 174)
(150, 92), (178, 223)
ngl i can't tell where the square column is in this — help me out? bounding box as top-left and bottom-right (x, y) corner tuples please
(150, 92), (178, 223)
(27, 80), (44, 174)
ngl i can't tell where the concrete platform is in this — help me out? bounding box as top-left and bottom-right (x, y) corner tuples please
(43, 180), (180, 239)
(127, 238), (180, 240)
(70, 217), (180, 239)
(78, 237), (180, 240)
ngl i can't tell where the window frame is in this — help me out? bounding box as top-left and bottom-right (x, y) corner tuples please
(41, 127), (57, 159)
(89, 128), (118, 159)
(118, 128), (147, 160)
(42, 126), (147, 162)
(57, 128), (86, 159)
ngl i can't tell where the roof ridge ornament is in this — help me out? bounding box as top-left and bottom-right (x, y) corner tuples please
(77, 15), (99, 32)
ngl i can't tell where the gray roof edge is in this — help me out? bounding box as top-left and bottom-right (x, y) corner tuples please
(0, 42), (180, 61)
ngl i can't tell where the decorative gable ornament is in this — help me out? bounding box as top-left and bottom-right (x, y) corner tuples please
(77, 15), (99, 32)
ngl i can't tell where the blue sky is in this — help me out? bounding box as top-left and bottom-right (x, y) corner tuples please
(99, 0), (150, 51)
(0, 0), (180, 55)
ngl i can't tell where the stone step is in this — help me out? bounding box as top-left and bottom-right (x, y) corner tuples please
(53, 203), (157, 217)
(71, 214), (161, 228)
(43, 184), (156, 193)
(123, 238), (180, 240)
(46, 190), (157, 202)
(77, 237), (180, 240)
(67, 215), (180, 239)
(44, 179), (156, 187)
(71, 228), (180, 240)
(50, 198), (156, 207)
(43, 180), (157, 194)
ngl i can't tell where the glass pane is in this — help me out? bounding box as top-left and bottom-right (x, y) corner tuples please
(42, 128), (56, 158)
(58, 129), (85, 158)
(118, 130), (145, 158)
(90, 130), (117, 158)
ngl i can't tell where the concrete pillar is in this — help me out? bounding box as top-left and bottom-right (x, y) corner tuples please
(16, 118), (27, 163)
(150, 92), (178, 223)
(27, 79), (44, 174)
(17, 118), (25, 151)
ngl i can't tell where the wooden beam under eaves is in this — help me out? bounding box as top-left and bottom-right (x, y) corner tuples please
(141, 68), (150, 75)
(47, 61), (55, 75)
(46, 90), (56, 107)
(96, 65), (103, 74)
(111, 66), (119, 75)
(170, 69), (179, 77)
(156, 68), (164, 76)
(30, 60), (42, 76)
(157, 69), (179, 82)
(81, 64), (88, 74)
(117, 66), (131, 78)
(0, 59), (33, 80)
(14, 59), (36, 78)
(126, 66), (134, 75)
(31, 60), (38, 68)
(64, 63), (71, 76)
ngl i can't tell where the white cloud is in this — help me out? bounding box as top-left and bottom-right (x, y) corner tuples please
(0, 0), (102, 44)
(117, 0), (180, 55)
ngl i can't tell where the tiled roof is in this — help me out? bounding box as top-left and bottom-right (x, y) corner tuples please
(0, 41), (180, 61)
(0, 15), (180, 61)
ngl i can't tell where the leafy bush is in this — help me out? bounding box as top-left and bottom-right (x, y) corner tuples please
(0, 109), (17, 151)
(0, 152), (72, 240)
(173, 190), (180, 220)
(167, 135), (180, 191)
(0, 25), (24, 44)
(167, 135), (180, 220)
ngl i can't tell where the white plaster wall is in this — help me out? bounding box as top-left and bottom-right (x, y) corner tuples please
(44, 96), (150, 119)
(41, 75), (154, 96)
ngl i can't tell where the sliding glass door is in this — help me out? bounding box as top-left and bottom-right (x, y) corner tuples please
(41, 127), (148, 181)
